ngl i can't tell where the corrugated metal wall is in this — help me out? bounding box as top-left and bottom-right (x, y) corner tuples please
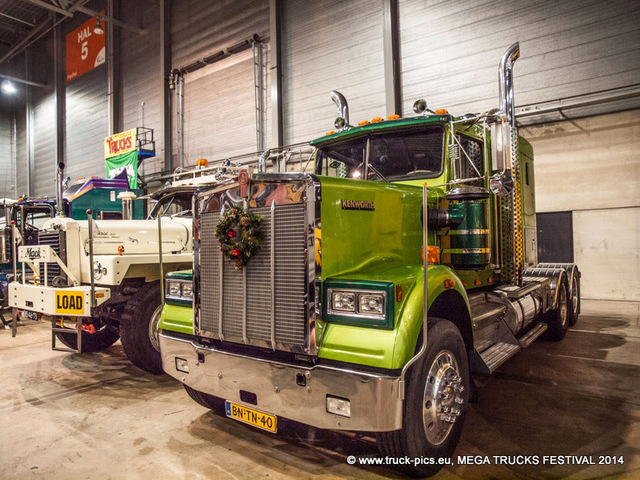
(281, 0), (386, 144)
(0, 112), (15, 199)
(171, 0), (269, 166)
(65, 65), (109, 180)
(399, 0), (640, 116)
(120, 1), (162, 177)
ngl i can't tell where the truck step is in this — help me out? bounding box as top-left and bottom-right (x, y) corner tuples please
(518, 323), (548, 348)
(475, 342), (520, 374)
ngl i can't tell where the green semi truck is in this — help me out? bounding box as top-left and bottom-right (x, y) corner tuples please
(157, 43), (580, 477)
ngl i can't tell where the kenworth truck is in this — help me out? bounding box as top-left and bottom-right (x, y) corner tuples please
(158, 43), (580, 476)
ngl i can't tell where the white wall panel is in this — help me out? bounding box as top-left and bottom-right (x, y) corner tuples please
(32, 91), (56, 197)
(399, 0), (640, 117)
(281, 0), (386, 144)
(65, 65), (109, 180)
(522, 109), (640, 213)
(0, 113), (16, 199)
(574, 207), (640, 301)
(120, 1), (162, 177)
(182, 53), (258, 162)
(171, 0), (269, 166)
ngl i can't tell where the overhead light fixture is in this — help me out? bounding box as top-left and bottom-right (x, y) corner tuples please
(1, 81), (16, 95)
(93, 18), (104, 35)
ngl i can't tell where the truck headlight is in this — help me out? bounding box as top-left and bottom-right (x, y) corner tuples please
(165, 277), (193, 305)
(325, 281), (393, 329)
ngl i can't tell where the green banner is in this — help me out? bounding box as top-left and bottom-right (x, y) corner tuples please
(105, 150), (138, 189)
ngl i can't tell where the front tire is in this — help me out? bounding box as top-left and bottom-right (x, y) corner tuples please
(120, 282), (164, 374)
(377, 319), (469, 477)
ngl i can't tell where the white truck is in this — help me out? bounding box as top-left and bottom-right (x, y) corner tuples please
(8, 164), (236, 373)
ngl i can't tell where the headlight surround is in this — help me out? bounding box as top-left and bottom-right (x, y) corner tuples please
(165, 278), (193, 305)
(325, 281), (394, 329)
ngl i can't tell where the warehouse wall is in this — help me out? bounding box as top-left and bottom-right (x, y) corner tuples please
(281, 0), (386, 144)
(0, 112), (16, 200)
(521, 109), (640, 301)
(398, 0), (640, 117)
(120, 1), (162, 177)
(171, 0), (269, 165)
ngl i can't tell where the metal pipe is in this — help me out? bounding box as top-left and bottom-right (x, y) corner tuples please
(258, 148), (271, 173)
(330, 91), (349, 130)
(498, 42), (520, 126)
(157, 213), (164, 304)
(87, 210), (96, 310)
(399, 183), (429, 399)
(176, 72), (184, 168)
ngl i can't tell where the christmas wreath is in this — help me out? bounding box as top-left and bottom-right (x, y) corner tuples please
(214, 204), (264, 270)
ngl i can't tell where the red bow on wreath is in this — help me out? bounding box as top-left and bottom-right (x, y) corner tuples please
(214, 204), (263, 270)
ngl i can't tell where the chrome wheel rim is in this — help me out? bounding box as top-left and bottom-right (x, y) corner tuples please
(422, 350), (464, 445)
(571, 277), (579, 316)
(148, 305), (163, 352)
(559, 284), (568, 327)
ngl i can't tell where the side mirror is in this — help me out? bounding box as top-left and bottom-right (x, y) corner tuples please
(489, 171), (514, 196)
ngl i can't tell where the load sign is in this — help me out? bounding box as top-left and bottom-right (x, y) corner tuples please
(55, 291), (85, 315)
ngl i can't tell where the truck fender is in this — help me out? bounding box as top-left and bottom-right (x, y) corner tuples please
(391, 264), (473, 369)
(523, 265), (572, 310)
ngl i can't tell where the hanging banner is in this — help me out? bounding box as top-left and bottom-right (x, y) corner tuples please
(66, 13), (106, 82)
(104, 128), (137, 159)
(106, 150), (139, 189)
(105, 128), (139, 188)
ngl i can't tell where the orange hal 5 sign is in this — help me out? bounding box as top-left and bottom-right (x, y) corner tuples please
(66, 14), (105, 82)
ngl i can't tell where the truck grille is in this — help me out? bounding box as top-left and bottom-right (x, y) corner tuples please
(38, 231), (66, 286)
(198, 203), (308, 351)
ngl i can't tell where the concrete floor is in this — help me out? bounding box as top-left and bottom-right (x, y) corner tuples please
(1, 299), (639, 480)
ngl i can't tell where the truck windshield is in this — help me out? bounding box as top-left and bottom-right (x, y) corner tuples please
(316, 126), (444, 181)
(148, 192), (193, 218)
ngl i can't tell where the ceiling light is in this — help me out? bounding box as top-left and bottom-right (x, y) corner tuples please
(93, 18), (104, 35)
(1, 81), (16, 95)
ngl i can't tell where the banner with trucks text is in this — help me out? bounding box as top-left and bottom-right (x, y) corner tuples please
(105, 128), (138, 189)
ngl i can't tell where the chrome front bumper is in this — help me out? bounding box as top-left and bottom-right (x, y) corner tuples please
(159, 332), (404, 432)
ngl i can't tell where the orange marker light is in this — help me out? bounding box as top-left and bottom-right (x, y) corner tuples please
(118, 245), (124, 256)
(421, 246), (441, 264)
(325, 130), (336, 136)
(396, 284), (403, 302)
(474, 279), (482, 286)
(388, 114), (400, 120)
(444, 279), (455, 289)
(196, 158), (208, 167)
(371, 117), (384, 123)
(358, 120), (370, 126)
(435, 109), (449, 115)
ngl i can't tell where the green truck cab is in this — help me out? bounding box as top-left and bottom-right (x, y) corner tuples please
(158, 43), (580, 477)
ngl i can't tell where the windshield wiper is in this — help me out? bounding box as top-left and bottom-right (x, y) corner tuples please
(368, 163), (388, 182)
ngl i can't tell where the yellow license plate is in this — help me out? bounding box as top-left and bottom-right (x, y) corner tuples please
(225, 401), (277, 433)
(55, 291), (85, 315)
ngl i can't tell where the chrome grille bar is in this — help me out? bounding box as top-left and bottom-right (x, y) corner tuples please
(270, 200), (276, 350)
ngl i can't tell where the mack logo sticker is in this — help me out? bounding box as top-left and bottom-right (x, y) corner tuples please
(25, 247), (42, 259)
(341, 199), (375, 211)
(55, 291), (85, 315)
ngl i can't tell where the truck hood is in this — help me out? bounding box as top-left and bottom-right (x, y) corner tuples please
(43, 216), (192, 255)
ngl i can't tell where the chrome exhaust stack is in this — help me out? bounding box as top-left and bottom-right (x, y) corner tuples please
(492, 42), (523, 286)
(330, 91), (350, 131)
